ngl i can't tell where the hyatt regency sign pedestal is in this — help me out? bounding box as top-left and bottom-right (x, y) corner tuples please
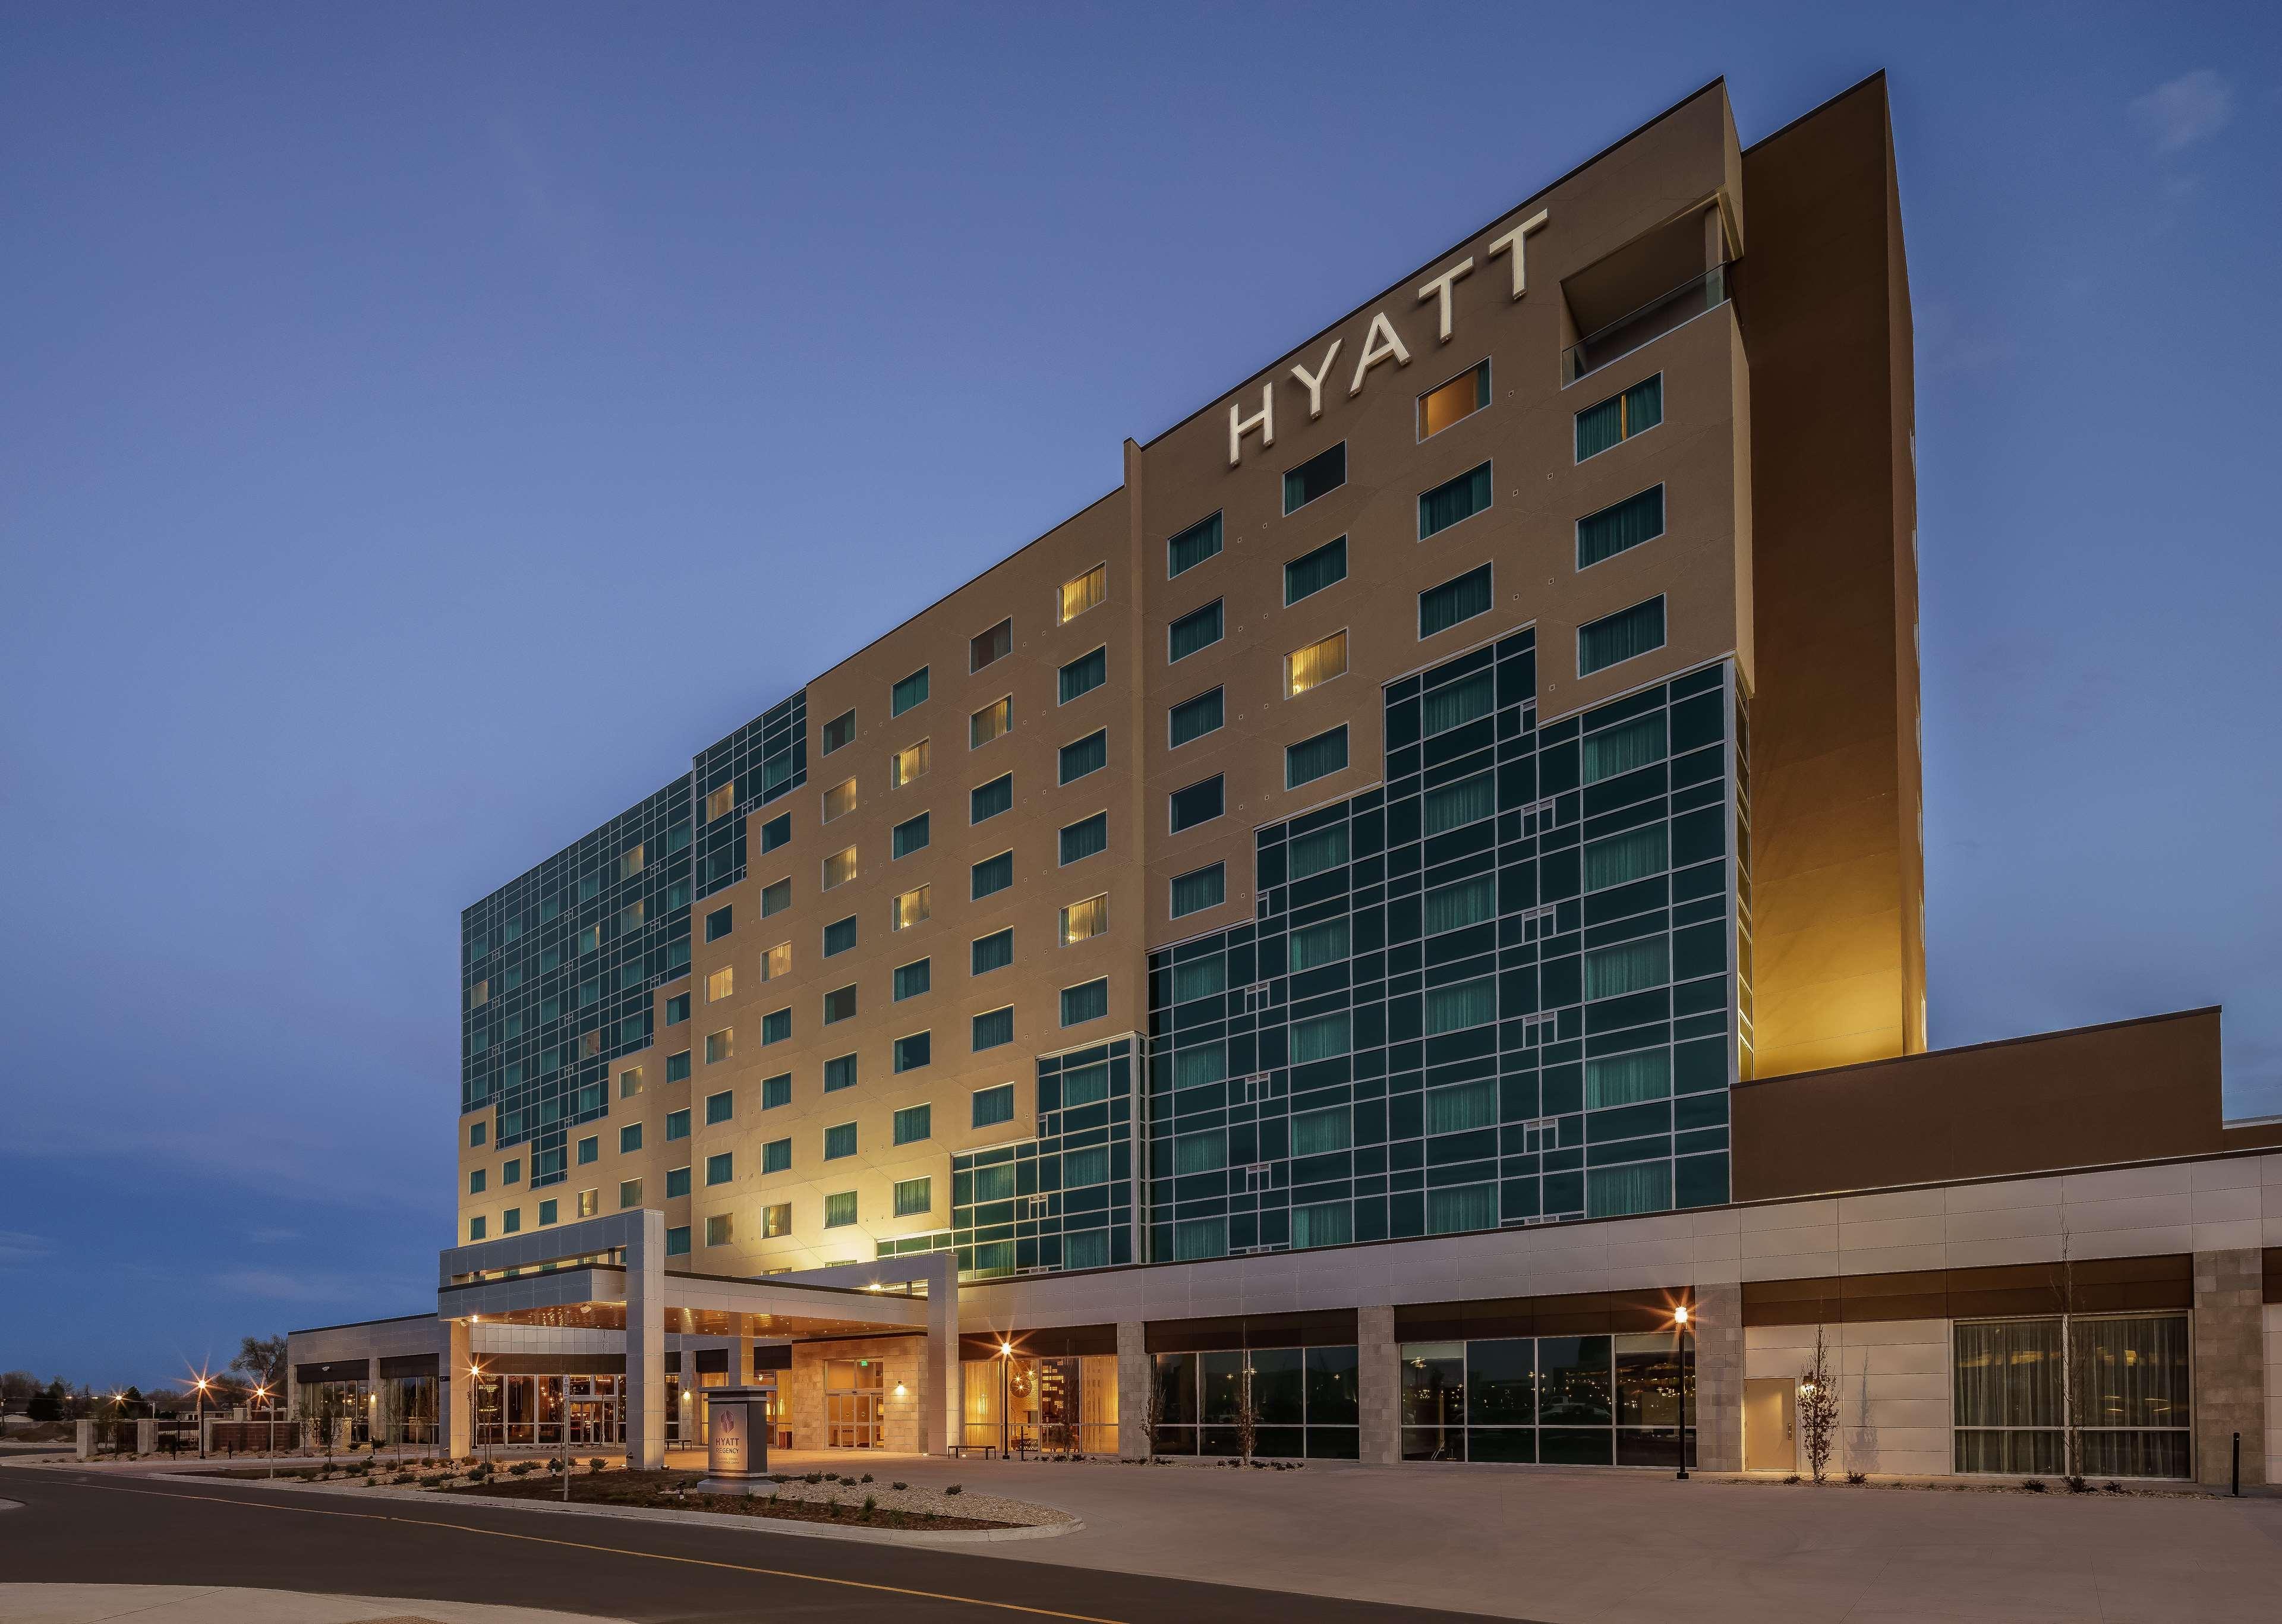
(696, 1386), (771, 1495)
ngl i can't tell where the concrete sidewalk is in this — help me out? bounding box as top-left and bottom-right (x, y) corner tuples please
(0, 1585), (622, 1624)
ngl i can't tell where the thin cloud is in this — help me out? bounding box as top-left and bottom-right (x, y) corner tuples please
(0, 1230), (55, 1266)
(212, 1269), (366, 1303)
(2130, 70), (2232, 154)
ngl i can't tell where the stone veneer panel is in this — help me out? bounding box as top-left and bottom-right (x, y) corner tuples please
(1357, 1305), (1397, 1465)
(2192, 1248), (2265, 1489)
(783, 1336), (926, 1454)
(1693, 1282), (1743, 1471)
(1117, 1321), (1149, 1459)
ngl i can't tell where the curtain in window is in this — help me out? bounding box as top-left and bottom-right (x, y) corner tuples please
(1585, 1161), (1671, 1219)
(1574, 394), (1624, 460)
(1172, 955), (1227, 1002)
(1424, 875), (1495, 935)
(1583, 936), (1669, 1000)
(1060, 813), (1107, 864)
(1290, 1106), (1351, 1155)
(1421, 671), (1495, 736)
(1584, 824), (1669, 891)
(1174, 1129), (1228, 1174)
(1419, 566), (1492, 636)
(1170, 601), (1224, 661)
(1579, 597), (1666, 675)
(1170, 688), (1223, 746)
(1576, 486), (1666, 568)
(1953, 1319), (2065, 1473)
(973, 1163), (1016, 1201)
(1286, 726), (1349, 789)
(1425, 1079), (1495, 1134)
(1419, 463), (1493, 539)
(1169, 513), (1223, 576)
(1289, 1201), (1351, 1249)
(972, 1007), (1013, 1049)
(1585, 1048), (1671, 1109)
(1284, 536), (1347, 604)
(1424, 977), (1496, 1036)
(1061, 979), (1108, 1024)
(1622, 376), (1663, 434)
(1288, 919), (1349, 971)
(1064, 1146), (1110, 1186)
(1174, 1043), (1227, 1089)
(1425, 1182), (1496, 1235)
(1424, 773), (1495, 835)
(1286, 632), (1348, 697)
(2072, 1313), (2189, 1428)
(1063, 1229), (1112, 1270)
(1290, 1012), (1351, 1062)
(1287, 824), (1349, 878)
(1060, 733), (1107, 784)
(1171, 863), (1225, 917)
(1060, 1063), (1109, 1106)
(1174, 1218), (1228, 1261)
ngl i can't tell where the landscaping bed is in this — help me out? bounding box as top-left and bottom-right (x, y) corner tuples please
(443, 1467), (1054, 1530)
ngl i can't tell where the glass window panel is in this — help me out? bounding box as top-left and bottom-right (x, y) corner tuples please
(1285, 725), (1349, 789)
(893, 812), (930, 858)
(1174, 1043), (1227, 1089)
(1423, 772), (1494, 835)
(1421, 671), (1494, 736)
(1577, 485), (1666, 569)
(1581, 711), (1668, 784)
(1060, 812), (1108, 865)
(1424, 977), (1496, 1036)
(1058, 563), (1107, 623)
(1467, 1339), (1536, 1426)
(972, 1083), (1014, 1127)
(1174, 1129), (1228, 1174)
(893, 1103), (931, 1144)
(1061, 1062), (1109, 1105)
(1173, 1216), (1227, 1261)
(1061, 979), (1109, 1026)
(1586, 1161), (1672, 1218)
(1290, 1012), (1351, 1062)
(1584, 824), (1668, 891)
(1584, 936), (1669, 999)
(1418, 361), (1489, 439)
(1168, 513), (1222, 576)
(1169, 687), (1224, 747)
(1169, 775), (1224, 832)
(972, 1006), (1014, 1051)
(1058, 647), (1107, 703)
(1426, 1182), (1495, 1235)
(1287, 823), (1348, 878)
(1171, 955), (1226, 1004)
(1585, 1048), (1672, 1109)
(1170, 863), (1225, 916)
(1418, 461), (1492, 539)
(1290, 1106), (1351, 1156)
(891, 737), (930, 787)
(1289, 1199), (1351, 1248)
(1059, 730), (1107, 784)
(1282, 443), (1345, 513)
(891, 667), (929, 715)
(1063, 1144), (1110, 1187)
(1284, 631), (1348, 698)
(970, 696), (1012, 748)
(1418, 565), (1492, 638)
(1424, 874), (1495, 935)
(1578, 596), (1666, 676)
(1168, 600), (1225, 662)
(1284, 535), (1347, 604)
(971, 928), (1014, 975)
(1537, 1336), (1613, 1427)
(1424, 1078), (1495, 1134)
(971, 850), (1013, 898)
(1288, 918), (1348, 970)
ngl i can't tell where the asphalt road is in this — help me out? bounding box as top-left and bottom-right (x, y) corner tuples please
(0, 1465), (1501, 1623)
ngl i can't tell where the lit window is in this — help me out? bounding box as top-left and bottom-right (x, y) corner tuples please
(1168, 512), (1222, 577)
(1059, 812), (1107, 866)
(1058, 730), (1107, 784)
(706, 783), (735, 821)
(821, 708), (856, 754)
(1169, 775), (1223, 832)
(970, 696), (1011, 749)
(970, 618), (1011, 672)
(1579, 595), (1666, 676)
(1168, 600), (1222, 662)
(891, 666), (929, 715)
(822, 846), (857, 889)
(823, 915), (856, 956)
(1282, 443), (1345, 513)
(1284, 630), (1348, 697)
(1418, 360), (1489, 439)
(893, 812), (929, 859)
(762, 1202), (791, 1237)
(1058, 563), (1107, 623)
(823, 985), (856, 1024)
(823, 1191), (858, 1228)
(1060, 894), (1108, 944)
(891, 885), (931, 931)
(618, 1178), (642, 1209)
(891, 738), (929, 788)
(620, 843), (646, 879)
(894, 1177), (932, 1217)
(707, 966), (734, 1002)
(759, 941), (791, 980)
(1060, 978), (1109, 1026)
(705, 1213), (733, 1247)
(704, 1027), (733, 1064)
(972, 1083), (1014, 1127)
(1419, 564), (1492, 638)
(620, 900), (646, 931)
(1170, 863), (1225, 918)
(822, 777), (858, 821)
(1285, 725), (1349, 789)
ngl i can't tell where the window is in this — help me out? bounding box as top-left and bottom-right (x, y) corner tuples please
(891, 737), (930, 788)
(1283, 443), (1346, 513)
(1284, 630), (1347, 698)
(761, 1007), (790, 1044)
(1952, 1314), (2189, 1479)
(704, 905), (733, 944)
(1419, 360), (1490, 439)
(1174, 1128), (1228, 1174)
(1061, 978), (1108, 1025)
(970, 774), (1013, 823)
(705, 1151), (733, 1186)
(894, 1177), (932, 1217)
(822, 846), (857, 888)
(1060, 812), (1108, 865)
(1287, 822), (1348, 878)
(1419, 462), (1493, 539)
(822, 915), (856, 957)
(1423, 671), (1494, 736)
(1291, 1011), (1351, 1061)
(1168, 687), (1223, 747)
(664, 992), (689, 1026)
(707, 966), (734, 1002)
(1291, 1105), (1351, 1156)
(1419, 564), (1492, 638)
(821, 708), (856, 754)
(1583, 936), (1670, 999)
(761, 1202), (791, 1237)
(823, 777), (858, 821)
(1424, 771), (1493, 834)
(1174, 1216), (1227, 1261)
(759, 812), (791, 853)
(1284, 535), (1347, 605)
(706, 783), (735, 821)
(824, 1054), (856, 1092)
(1062, 1062), (1111, 1106)
(891, 812), (929, 859)
(893, 1031), (931, 1072)
(972, 1083), (1015, 1127)
(1168, 600), (1223, 662)
(1058, 730), (1107, 784)
(1583, 712), (1666, 783)
(1059, 563), (1107, 623)
(891, 666), (929, 715)
(971, 850), (1013, 898)
(1170, 863), (1225, 918)
(970, 696), (1011, 748)
(1584, 824), (1669, 891)
(762, 877), (792, 916)
(666, 1166), (690, 1198)
(972, 928), (1013, 974)
(1577, 485), (1666, 569)
(1426, 1183), (1496, 1235)
(469, 1168), (487, 1195)
(970, 618), (1012, 672)
(1288, 917), (1348, 970)
(468, 1215), (487, 1241)
(1168, 512), (1222, 576)
(1285, 726), (1349, 789)
(891, 957), (931, 1001)
(1425, 977), (1497, 1036)
(1578, 596), (1666, 676)
(1170, 775), (1223, 832)
(972, 1006), (1014, 1050)
(1062, 1145), (1110, 1187)
(762, 1072), (792, 1109)
(1575, 374), (1662, 461)
(619, 1178), (642, 1209)
(1290, 1201), (1350, 1250)
(760, 941), (791, 981)
(822, 985), (856, 1024)
(824, 1191), (858, 1228)
(893, 1103), (931, 1145)
(664, 1225), (689, 1256)
(1174, 1043), (1228, 1089)
(1586, 1049), (1670, 1109)
(1061, 894), (1108, 944)
(891, 884), (931, 931)
(469, 1121), (487, 1147)
(1058, 647), (1105, 704)
(1424, 874), (1495, 935)
(666, 1050), (691, 1082)
(620, 900), (647, 932)
(705, 1090), (733, 1125)
(620, 1124), (643, 1153)
(705, 1213), (733, 1247)
(503, 1208), (522, 1234)
(824, 1122), (856, 1161)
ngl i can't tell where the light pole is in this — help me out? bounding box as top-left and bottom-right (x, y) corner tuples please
(1672, 1305), (1691, 1481)
(194, 1376), (212, 1459)
(468, 1361), (490, 1469)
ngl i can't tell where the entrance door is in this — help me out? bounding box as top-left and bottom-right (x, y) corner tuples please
(1744, 1378), (1796, 1472)
(825, 1358), (884, 1448)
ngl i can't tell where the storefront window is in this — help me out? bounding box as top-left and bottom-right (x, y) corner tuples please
(1153, 1346), (1358, 1460)
(1401, 1331), (1691, 1467)
(1953, 1314), (2188, 1479)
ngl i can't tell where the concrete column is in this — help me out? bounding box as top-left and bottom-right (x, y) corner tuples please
(446, 1318), (473, 1459)
(921, 1250), (959, 1456)
(74, 1420), (93, 1461)
(2193, 1247), (2266, 1489)
(1116, 1321), (1149, 1459)
(136, 1417), (156, 1455)
(367, 1357), (383, 1446)
(1693, 1282), (1744, 1472)
(1358, 1305), (1399, 1465)
(735, 1332), (756, 1386)
(625, 1209), (667, 1468)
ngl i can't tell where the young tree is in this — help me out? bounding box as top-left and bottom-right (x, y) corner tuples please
(1234, 1363), (1260, 1467)
(233, 1335), (287, 1396)
(1140, 1359), (1164, 1464)
(1798, 1324), (1840, 1485)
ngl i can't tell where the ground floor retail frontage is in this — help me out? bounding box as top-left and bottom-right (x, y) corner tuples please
(288, 1146), (2282, 1488)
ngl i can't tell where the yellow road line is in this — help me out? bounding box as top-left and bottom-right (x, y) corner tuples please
(49, 1476), (1127, 1623)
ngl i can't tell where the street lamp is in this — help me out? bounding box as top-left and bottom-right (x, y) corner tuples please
(468, 1361), (490, 1468)
(1672, 1305), (1691, 1481)
(193, 1376), (212, 1460)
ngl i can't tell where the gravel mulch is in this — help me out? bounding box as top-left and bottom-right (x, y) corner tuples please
(440, 1468), (1073, 1531)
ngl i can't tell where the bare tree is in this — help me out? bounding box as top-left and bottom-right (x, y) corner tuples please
(2052, 1225), (2082, 1483)
(232, 1335), (287, 1396)
(1140, 1361), (1164, 1464)
(1234, 1363), (1260, 1466)
(0, 1371), (37, 1423)
(1798, 1323), (1840, 1485)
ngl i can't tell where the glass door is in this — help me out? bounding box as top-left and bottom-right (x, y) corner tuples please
(825, 1358), (884, 1448)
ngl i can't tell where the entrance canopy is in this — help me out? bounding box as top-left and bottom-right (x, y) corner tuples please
(436, 1262), (931, 1339)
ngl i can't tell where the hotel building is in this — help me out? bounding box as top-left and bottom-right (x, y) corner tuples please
(289, 74), (2282, 1486)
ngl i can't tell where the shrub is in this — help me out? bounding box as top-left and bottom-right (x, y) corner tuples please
(862, 1494), (877, 1518)
(1845, 1471), (1867, 1486)
(2064, 1475), (2089, 1494)
(945, 1484), (963, 1496)
(859, 1473), (873, 1484)
(2022, 1478), (2047, 1492)
(827, 1499), (841, 1518)
(803, 1472), (825, 1484)
(508, 1461), (534, 1477)
(589, 1458), (605, 1473)
(1782, 1474), (1800, 1485)
(891, 1481), (907, 1491)
(2104, 1481), (2125, 1493)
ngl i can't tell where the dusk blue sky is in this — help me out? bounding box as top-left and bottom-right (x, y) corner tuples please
(4, 5), (2277, 1390)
